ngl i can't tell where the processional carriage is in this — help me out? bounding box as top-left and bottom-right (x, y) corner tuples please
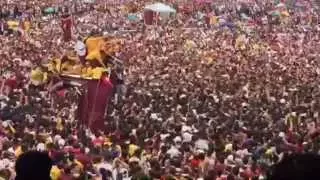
(30, 35), (123, 133)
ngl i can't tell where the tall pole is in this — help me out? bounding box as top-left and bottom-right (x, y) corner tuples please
(77, 82), (88, 145)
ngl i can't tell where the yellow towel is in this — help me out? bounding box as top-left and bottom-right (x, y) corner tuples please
(15, 146), (23, 158)
(7, 21), (19, 30)
(8, 123), (16, 134)
(30, 68), (48, 86)
(91, 67), (108, 79)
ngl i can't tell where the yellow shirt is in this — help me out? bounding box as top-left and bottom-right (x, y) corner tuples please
(224, 143), (233, 152)
(235, 35), (246, 50)
(129, 144), (139, 157)
(74, 159), (84, 170)
(184, 40), (196, 50)
(281, 11), (290, 17)
(24, 21), (31, 32)
(104, 137), (112, 146)
(56, 118), (63, 131)
(210, 16), (218, 25)
(50, 166), (61, 180)
(206, 57), (214, 65)
(266, 148), (273, 155)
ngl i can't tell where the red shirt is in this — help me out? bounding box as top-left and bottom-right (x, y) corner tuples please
(92, 138), (104, 146)
(191, 158), (200, 168)
(57, 89), (67, 98)
(70, 148), (81, 154)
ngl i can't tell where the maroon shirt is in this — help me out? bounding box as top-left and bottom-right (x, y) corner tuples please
(5, 78), (18, 89)
(59, 174), (73, 180)
(75, 153), (92, 168)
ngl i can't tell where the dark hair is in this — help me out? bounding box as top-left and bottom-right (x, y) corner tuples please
(100, 168), (112, 180)
(15, 151), (53, 180)
(267, 154), (320, 180)
(0, 169), (11, 179)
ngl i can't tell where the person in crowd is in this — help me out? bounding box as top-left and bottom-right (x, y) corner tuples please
(268, 154), (320, 180)
(15, 151), (52, 180)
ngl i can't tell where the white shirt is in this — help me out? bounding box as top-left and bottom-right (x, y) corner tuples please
(195, 139), (209, 151)
(112, 168), (130, 180)
(36, 143), (46, 152)
(95, 162), (113, 172)
(167, 146), (181, 158)
(182, 125), (192, 133)
(182, 132), (193, 143)
(74, 40), (86, 56)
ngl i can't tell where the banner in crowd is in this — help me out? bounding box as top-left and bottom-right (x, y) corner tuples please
(144, 10), (154, 25)
(61, 15), (73, 42)
(78, 77), (113, 132)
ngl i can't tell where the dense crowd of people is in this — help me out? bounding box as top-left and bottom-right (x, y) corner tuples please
(0, 0), (320, 179)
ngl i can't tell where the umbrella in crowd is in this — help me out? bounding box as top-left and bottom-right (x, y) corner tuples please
(44, 7), (56, 14)
(144, 2), (177, 13)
